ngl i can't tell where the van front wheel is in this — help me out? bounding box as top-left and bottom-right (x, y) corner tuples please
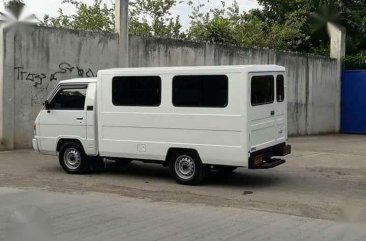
(59, 142), (89, 174)
(169, 151), (206, 185)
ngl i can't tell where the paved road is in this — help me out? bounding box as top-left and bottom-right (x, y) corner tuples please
(0, 135), (366, 240)
(0, 188), (365, 241)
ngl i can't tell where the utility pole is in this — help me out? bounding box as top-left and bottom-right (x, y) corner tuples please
(327, 22), (346, 133)
(115, 0), (129, 68)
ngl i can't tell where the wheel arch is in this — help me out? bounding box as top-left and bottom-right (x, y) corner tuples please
(165, 147), (201, 163)
(56, 138), (84, 153)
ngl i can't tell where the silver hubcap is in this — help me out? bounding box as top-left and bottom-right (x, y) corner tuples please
(63, 148), (81, 170)
(175, 155), (196, 180)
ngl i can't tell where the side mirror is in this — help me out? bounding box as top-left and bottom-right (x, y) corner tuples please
(44, 100), (50, 112)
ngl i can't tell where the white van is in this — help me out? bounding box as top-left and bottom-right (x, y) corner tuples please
(33, 65), (291, 185)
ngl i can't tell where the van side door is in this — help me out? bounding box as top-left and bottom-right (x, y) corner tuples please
(39, 84), (88, 154)
(249, 74), (276, 151)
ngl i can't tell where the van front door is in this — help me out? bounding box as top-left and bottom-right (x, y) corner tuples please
(249, 74), (276, 152)
(39, 85), (88, 154)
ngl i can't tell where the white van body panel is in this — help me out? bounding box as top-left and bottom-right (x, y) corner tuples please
(34, 66), (288, 168)
(96, 65), (286, 167)
(84, 82), (98, 155)
(97, 73), (245, 166)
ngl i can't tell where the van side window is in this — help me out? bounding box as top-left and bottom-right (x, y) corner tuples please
(251, 76), (274, 106)
(172, 75), (228, 108)
(49, 87), (87, 110)
(112, 76), (161, 106)
(277, 75), (285, 102)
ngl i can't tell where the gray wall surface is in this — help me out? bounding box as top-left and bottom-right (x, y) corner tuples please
(0, 24), (339, 149)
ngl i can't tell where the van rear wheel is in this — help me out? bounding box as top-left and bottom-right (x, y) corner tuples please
(169, 151), (206, 185)
(59, 142), (90, 174)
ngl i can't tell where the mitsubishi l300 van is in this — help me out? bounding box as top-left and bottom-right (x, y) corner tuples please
(33, 65), (291, 185)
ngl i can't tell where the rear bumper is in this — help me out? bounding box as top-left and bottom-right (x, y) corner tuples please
(282, 144), (292, 156)
(251, 158), (286, 169)
(32, 138), (39, 152)
(249, 143), (291, 169)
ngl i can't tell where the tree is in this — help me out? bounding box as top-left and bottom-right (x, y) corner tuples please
(187, 1), (305, 51)
(42, 0), (185, 38)
(41, 0), (366, 58)
(187, 1), (235, 43)
(256, 0), (366, 55)
(42, 0), (114, 32)
(5, 0), (25, 20)
(129, 0), (184, 38)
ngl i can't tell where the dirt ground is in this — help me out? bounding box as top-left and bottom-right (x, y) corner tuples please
(0, 134), (365, 222)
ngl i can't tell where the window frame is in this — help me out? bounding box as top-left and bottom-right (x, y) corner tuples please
(112, 76), (162, 107)
(48, 84), (88, 111)
(250, 75), (275, 107)
(172, 74), (229, 108)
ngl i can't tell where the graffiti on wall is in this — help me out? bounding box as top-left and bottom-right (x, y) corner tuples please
(14, 62), (96, 88)
(14, 62), (97, 105)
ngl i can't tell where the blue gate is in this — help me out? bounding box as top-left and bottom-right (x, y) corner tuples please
(342, 70), (366, 133)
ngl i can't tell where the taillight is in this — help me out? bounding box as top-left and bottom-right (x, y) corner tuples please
(33, 124), (36, 135)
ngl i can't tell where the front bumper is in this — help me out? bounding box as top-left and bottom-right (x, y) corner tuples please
(32, 138), (39, 152)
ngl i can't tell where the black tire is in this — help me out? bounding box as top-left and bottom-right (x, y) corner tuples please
(169, 150), (207, 185)
(58, 142), (90, 174)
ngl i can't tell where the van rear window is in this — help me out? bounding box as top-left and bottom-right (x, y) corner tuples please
(172, 75), (228, 108)
(112, 76), (161, 106)
(277, 75), (285, 102)
(251, 75), (274, 106)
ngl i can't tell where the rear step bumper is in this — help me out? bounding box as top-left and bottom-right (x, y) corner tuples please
(248, 143), (291, 169)
(250, 158), (286, 169)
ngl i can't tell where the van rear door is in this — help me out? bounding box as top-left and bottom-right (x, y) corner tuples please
(249, 74), (276, 152)
(274, 74), (287, 143)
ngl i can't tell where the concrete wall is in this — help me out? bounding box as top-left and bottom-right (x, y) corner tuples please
(0, 23), (5, 149)
(1, 24), (120, 149)
(0, 24), (339, 149)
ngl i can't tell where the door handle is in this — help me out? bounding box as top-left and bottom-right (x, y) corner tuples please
(76, 117), (84, 120)
(271, 110), (275, 116)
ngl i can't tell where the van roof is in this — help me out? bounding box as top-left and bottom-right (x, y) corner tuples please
(58, 65), (285, 84)
(59, 78), (97, 84)
(99, 65), (285, 75)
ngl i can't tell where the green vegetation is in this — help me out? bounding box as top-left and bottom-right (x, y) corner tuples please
(186, 1), (305, 50)
(38, 0), (366, 64)
(343, 53), (366, 70)
(129, 0), (184, 39)
(256, 0), (366, 56)
(42, 0), (114, 32)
